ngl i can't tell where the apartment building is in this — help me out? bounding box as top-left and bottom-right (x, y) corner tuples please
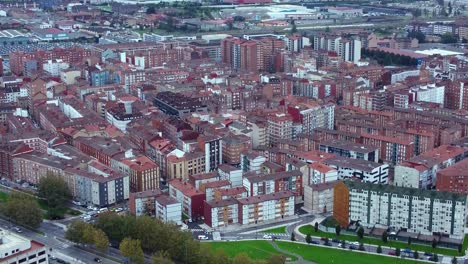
(324, 156), (389, 184)
(168, 179), (206, 219)
(319, 139), (379, 162)
(204, 180), (231, 201)
(241, 151), (267, 173)
(312, 34), (361, 63)
(166, 151), (206, 181)
(436, 158), (468, 194)
(394, 145), (466, 189)
(114, 155), (160, 192)
(73, 161), (129, 207)
(129, 189), (163, 216)
(204, 198), (239, 228)
(0, 230), (48, 264)
(287, 103), (335, 135)
(304, 181), (337, 214)
(198, 135), (223, 172)
(307, 162), (338, 185)
(334, 181), (467, 239)
(155, 195), (182, 225)
(218, 164), (243, 187)
(242, 170), (303, 198)
(267, 113), (293, 146)
(221, 134), (251, 166)
(237, 191), (295, 225)
(361, 133), (414, 164)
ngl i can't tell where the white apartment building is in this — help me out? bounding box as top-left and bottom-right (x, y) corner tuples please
(324, 156), (389, 184)
(338, 181), (467, 239)
(307, 162), (338, 184)
(409, 83), (445, 107)
(155, 195), (182, 225)
(43, 59), (69, 76)
(0, 230), (48, 264)
(299, 103), (335, 135)
(240, 151), (266, 173)
(237, 191), (295, 225)
(218, 164), (243, 187)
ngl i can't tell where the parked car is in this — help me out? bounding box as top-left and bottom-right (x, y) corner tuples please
(311, 241), (319, 245)
(388, 251), (396, 256)
(350, 241), (359, 246)
(198, 235), (209, 240)
(424, 252), (433, 257)
(320, 237), (327, 241)
(332, 238), (340, 243)
(72, 200), (81, 206)
(403, 248), (412, 254)
(272, 236), (279, 240)
(349, 245), (356, 250)
(262, 235), (272, 239)
(94, 258), (102, 263)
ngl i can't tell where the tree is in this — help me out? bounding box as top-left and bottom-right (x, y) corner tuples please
(146, 6), (156, 14)
(65, 221), (96, 244)
(151, 251), (174, 264)
(120, 238), (145, 264)
(408, 31), (426, 43)
(408, 236), (412, 245)
(38, 173), (71, 219)
(382, 231), (388, 243)
(432, 254), (439, 262)
(448, 2), (452, 15)
(414, 251), (419, 259)
(2, 192), (42, 229)
(432, 238), (437, 249)
(335, 225), (341, 236)
(314, 222), (319, 232)
(305, 234), (312, 244)
(441, 33), (458, 43)
(395, 248), (401, 257)
(94, 229), (109, 252)
(290, 20), (297, 34)
(211, 249), (230, 264)
(233, 253), (253, 264)
(377, 245), (382, 253)
(458, 244), (463, 253)
(291, 232), (296, 241)
(358, 242), (365, 251)
(452, 256), (458, 264)
(357, 226), (364, 240)
(341, 240), (346, 249)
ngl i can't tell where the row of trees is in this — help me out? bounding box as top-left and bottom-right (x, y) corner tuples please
(361, 48), (419, 66)
(66, 213), (288, 264)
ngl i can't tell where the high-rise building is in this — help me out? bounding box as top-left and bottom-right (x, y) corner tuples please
(334, 181), (467, 239)
(313, 34), (361, 63)
(198, 135), (223, 172)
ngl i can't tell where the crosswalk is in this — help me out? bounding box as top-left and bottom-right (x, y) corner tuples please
(190, 228), (205, 232)
(258, 232), (289, 237)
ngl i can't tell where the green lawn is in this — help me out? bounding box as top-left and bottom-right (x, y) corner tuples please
(0, 191), (9, 202)
(276, 241), (424, 264)
(207, 241), (294, 260)
(37, 199), (81, 219)
(299, 225), (460, 256)
(260, 226), (287, 234)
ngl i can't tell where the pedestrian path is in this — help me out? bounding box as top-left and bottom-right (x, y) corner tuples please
(259, 232), (289, 237)
(268, 241), (315, 264)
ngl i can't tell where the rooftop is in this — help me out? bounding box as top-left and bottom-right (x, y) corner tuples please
(169, 179), (205, 197)
(324, 156), (386, 173)
(320, 139), (378, 153)
(237, 191), (295, 205)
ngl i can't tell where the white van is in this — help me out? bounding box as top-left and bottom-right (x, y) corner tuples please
(197, 235), (209, 240)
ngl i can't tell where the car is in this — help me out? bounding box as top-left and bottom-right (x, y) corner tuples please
(350, 241), (359, 246)
(272, 236), (279, 240)
(72, 200), (81, 206)
(332, 238), (340, 243)
(424, 252), (433, 256)
(115, 207), (124, 212)
(262, 235), (272, 239)
(337, 243), (342, 247)
(94, 257), (102, 263)
(349, 245), (356, 250)
(311, 241), (319, 244)
(388, 251), (396, 256)
(403, 248), (412, 254)
(320, 237), (327, 241)
(14, 227), (22, 233)
(198, 235), (209, 240)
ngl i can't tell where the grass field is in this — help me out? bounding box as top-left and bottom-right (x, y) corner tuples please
(207, 241), (293, 260)
(299, 225), (460, 256)
(260, 226), (287, 234)
(276, 241), (424, 264)
(0, 191), (8, 202)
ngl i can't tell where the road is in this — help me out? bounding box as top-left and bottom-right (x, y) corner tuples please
(0, 218), (122, 264)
